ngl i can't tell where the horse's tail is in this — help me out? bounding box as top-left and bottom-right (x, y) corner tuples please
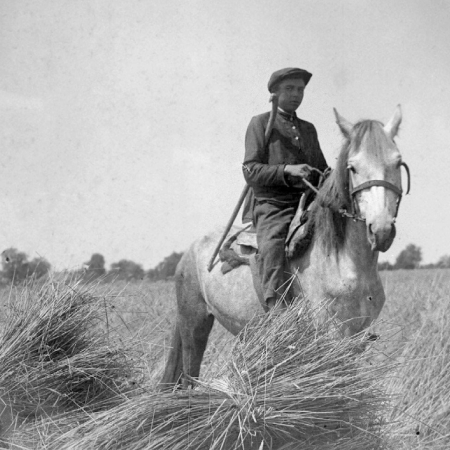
(159, 321), (183, 390)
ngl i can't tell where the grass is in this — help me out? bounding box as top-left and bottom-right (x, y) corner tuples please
(0, 269), (449, 448)
(0, 275), (144, 444)
(379, 269), (450, 449)
(26, 300), (392, 449)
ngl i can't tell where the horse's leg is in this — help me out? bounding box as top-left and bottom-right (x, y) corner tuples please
(159, 321), (184, 390)
(182, 308), (214, 388)
(159, 257), (201, 391)
(175, 258), (215, 388)
(159, 305), (214, 391)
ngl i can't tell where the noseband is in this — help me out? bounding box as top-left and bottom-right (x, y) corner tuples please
(339, 162), (411, 222)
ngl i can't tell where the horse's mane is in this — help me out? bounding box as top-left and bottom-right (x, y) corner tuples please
(310, 120), (387, 253)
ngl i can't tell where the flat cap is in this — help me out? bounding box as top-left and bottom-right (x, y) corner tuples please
(267, 67), (312, 92)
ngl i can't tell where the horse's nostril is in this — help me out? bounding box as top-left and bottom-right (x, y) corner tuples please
(368, 223), (373, 234)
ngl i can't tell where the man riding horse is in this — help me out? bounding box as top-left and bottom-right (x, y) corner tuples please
(242, 67), (329, 311)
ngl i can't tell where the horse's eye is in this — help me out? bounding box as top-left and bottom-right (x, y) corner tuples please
(347, 165), (356, 173)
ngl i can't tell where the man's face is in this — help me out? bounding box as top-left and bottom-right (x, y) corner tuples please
(275, 77), (306, 113)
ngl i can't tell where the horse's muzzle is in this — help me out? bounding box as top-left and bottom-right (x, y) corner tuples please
(368, 223), (396, 252)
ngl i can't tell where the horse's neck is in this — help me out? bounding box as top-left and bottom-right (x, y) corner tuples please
(290, 216), (379, 311)
(303, 217), (378, 275)
(340, 219), (378, 270)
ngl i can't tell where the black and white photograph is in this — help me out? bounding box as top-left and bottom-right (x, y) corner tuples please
(0, 0), (449, 447)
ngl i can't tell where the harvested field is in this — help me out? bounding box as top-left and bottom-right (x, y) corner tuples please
(0, 269), (448, 449)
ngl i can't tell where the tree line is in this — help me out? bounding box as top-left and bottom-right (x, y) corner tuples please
(0, 248), (51, 285)
(378, 243), (450, 270)
(81, 252), (184, 282)
(0, 248), (183, 285)
(1, 243), (449, 285)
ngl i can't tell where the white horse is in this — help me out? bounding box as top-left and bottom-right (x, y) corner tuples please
(161, 107), (409, 389)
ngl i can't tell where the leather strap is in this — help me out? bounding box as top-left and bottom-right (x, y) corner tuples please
(351, 180), (403, 196)
(401, 162), (411, 195)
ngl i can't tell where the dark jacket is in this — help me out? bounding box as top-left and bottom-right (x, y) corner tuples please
(243, 110), (328, 204)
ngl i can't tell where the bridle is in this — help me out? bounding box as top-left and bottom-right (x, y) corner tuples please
(339, 162), (411, 222)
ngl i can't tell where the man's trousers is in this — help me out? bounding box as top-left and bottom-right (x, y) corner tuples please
(253, 200), (297, 305)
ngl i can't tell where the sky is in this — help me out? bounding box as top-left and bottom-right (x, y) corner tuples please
(0, 0), (449, 271)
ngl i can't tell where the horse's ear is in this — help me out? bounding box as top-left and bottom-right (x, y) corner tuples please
(383, 105), (402, 139)
(333, 108), (353, 138)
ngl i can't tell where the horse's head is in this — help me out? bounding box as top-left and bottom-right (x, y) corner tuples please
(334, 106), (408, 252)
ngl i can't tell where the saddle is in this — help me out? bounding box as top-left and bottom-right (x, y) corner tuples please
(219, 191), (315, 275)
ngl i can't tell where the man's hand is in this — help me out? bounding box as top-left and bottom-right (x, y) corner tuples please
(284, 164), (313, 180)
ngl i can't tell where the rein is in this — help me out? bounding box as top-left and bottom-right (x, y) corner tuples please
(339, 162), (411, 222)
